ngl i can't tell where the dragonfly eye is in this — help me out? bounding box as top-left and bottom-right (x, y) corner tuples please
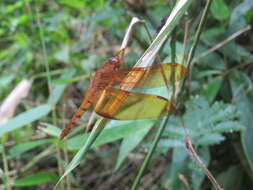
(109, 57), (119, 64)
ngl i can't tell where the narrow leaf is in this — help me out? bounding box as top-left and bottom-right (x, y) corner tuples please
(196, 133), (225, 146)
(8, 139), (53, 158)
(0, 104), (51, 137)
(115, 124), (152, 171)
(13, 172), (58, 186)
(67, 120), (156, 151)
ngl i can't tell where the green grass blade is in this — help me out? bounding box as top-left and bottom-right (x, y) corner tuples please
(0, 104), (51, 137)
(54, 118), (106, 189)
(13, 172), (58, 186)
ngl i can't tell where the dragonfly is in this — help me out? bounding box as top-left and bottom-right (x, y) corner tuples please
(60, 49), (187, 139)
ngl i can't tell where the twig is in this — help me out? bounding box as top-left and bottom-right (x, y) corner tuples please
(21, 145), (55, 172)
(171, 28), (177, 63)
(180, 115), (223, 190)
(179, 0), (224, 189)
(181, 16), (190, 66)
(193, 25), (252, 62)
(35, 7), (52, 94)
(182, 0), (212, 94)
(185, 136), (224, 190)
(179, 174), (191, 190)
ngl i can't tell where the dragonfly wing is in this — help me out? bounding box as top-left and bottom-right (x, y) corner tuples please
(115, 63), (187, 89)
(94, 88), (174, 120)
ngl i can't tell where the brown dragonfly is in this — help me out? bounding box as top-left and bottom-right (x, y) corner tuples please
(60, 49), (186, 139)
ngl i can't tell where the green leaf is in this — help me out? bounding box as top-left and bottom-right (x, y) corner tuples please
(245, 8), (253, 24)
(192, 147), (210, 189)
(213, 166), (245, 190)
(201, 27), (226, 43)
(230, 71), (253, 170)
(13, 172), (58, 186)
(163, 97), (242, 147)
(211, 0), (230, 20)
(184, 97), (239, 132)
(212, 121), (244, 133)
(8, 139), (53, 158)
(0, 104), (51, 137)
(163, 119), (185, 137)
(67, 120), (156, 151)
(201, 77), (223, 102)
(54, 45), (70, 63)
(221, 42), (253, 64)
(163, 148), (189, 189)
(52, 76), (85, 85)
(0, 74), (15, 88)
(55, 118), (107, 188)
(56, 120), (156, 188)
(195, 44), (226, 70)
(115, 123), (152, 171)
(196, 133), (224, 145)
(40, 123), (62, 138)
(228, 0), (253, 34)
(196, 70), (222, 78)
(157, 139), (185, 150)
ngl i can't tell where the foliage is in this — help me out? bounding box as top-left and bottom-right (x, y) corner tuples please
(0, 0), (253, 189)
(160, 96), (242, 150)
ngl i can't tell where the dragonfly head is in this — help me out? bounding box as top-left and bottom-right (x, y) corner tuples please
(109, 48), (125, 69)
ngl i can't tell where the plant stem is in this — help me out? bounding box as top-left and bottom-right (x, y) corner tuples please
(130, 1), (193, 189)
(171, 28), (177, 101)
(180, 0), (213, 96)
(130, 117), (170, 190)
(170, 28), (177, 63)
(2, 144), (12, 190)
(35, 7), (52, 95)
(181, 1), (224, 190)
(181, 17), (190, 66)
(193, 25), (251, 62)
(186, 0), (213, 67)
(131, 25), (178, 190)
(56, 143), (64, 190)
(21, 145), (54, 172)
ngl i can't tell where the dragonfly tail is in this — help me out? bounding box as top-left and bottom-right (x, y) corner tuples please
(60, 101), (91, 140)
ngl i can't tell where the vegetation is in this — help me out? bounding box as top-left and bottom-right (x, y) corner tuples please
(0, 0), (253, 189)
